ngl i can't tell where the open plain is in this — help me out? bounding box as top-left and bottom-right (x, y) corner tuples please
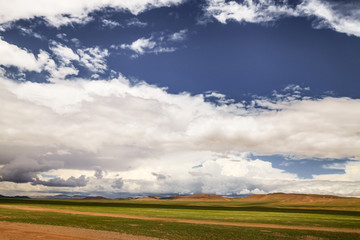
(0, 193), (360, 239)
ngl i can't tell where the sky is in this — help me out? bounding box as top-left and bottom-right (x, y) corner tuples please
(0, 0), (360, 198)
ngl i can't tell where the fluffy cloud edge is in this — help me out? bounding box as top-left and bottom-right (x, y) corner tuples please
(205, 0), (360, 38)
(0, 0), (185, 27)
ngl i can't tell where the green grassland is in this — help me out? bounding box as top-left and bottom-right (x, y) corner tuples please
(1, 195), (360, 239)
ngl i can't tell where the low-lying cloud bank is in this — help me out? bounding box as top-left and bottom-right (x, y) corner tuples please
(0, 76), (359, 197)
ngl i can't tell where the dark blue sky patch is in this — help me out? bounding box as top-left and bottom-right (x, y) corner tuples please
(1, 1), (360, 99)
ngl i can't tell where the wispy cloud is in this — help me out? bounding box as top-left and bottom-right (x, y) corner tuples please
(206, 0), (297, 24)
(205, 0), (360, 38)
(298, 0), (360, 37)
(115, 30), (187, 58)
(102, 19), (121, 29)
(125, 18), (148, 28)
(169, 29), (188, 41)
(0, 0), (185, 27)
(77, 47), (109, 73)
(117, 36), (175, 58)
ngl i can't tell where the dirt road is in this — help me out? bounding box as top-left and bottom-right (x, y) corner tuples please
(0, 221), (160, 240)
(0, 204), (359, 234)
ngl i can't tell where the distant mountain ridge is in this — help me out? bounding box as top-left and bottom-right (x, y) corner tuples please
(1, 193), (357, 201)
(240, 193), (359, 203)
(0, 195), (30, 199)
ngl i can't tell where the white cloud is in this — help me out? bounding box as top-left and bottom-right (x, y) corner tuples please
(120, 37), (175, 58)
(102, 19), (121, 29)
(77, 47), (109, 73)
(313, 161), (360, 182)
(126, 18), (148, 28)
(169, 29), (188, 41)
(1, 151), (359, 197)
(0, 75), (359, 196)
(118, 30), (187, 58)
(1, 77), (359, 158)
(322, 162), (346, 170)
(298, 0), (360, 38)
(0, 38), (49, 72)
(205, 0), (360, 38)
(50, 43), (79, 65)
(18, 27), (43, 39)
(56, 33), (68, 41)
(0, 0), (184, 27)
(121, 37), (157, 55)
(44, 42), (109, 80)
(205, 0), (297, 24)
(47, 66), (79, 81)
(42, 43), (79, 81)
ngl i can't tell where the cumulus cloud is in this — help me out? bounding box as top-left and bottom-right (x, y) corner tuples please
(0, 39), (107, 81)
(50, 43), (79, 65)
(1, 77), (359, 158)
(313, 161), (360, 182)
(32, 175), (88, 187)
(0, 0), (184, 27)
(0, 157), (63, 183)
(94, 167), (107, 179)
(0, 38), (49, 72)
(39, 42), (109, 81)
(205, 0), (360, 38)
(112, 178), (124, 189)
(0, 75), (359, 196)
(120, 37), (156, 54)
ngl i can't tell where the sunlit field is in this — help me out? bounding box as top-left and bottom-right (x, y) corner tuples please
(1, 194), (359, 240)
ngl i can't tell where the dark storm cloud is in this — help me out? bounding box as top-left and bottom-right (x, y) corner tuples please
(0, 157), (63, 183)
(94, 166), (107, 179)
(152, 172), (167, 180)
(111, 178), (124, 189)
(32, 175), (88, 187)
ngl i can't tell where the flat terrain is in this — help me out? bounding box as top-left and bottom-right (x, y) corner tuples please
(0, 204), (359, 233)
(0, 221), (158, 240)
(1, 193), (360, 239)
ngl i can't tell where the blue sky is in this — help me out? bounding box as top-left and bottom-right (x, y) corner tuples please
(0, 0), (360, 198)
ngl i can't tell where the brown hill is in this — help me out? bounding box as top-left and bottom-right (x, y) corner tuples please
(135, 196), (167, 201)
(176, 194), (229, 201)
(81, 196), (108, 200)
(241, 193), (355, 203)
(135, 194), (229, 201)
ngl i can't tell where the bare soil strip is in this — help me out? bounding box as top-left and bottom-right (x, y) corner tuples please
(0, 221), (160, 240)
(0, 204), (359, 234)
